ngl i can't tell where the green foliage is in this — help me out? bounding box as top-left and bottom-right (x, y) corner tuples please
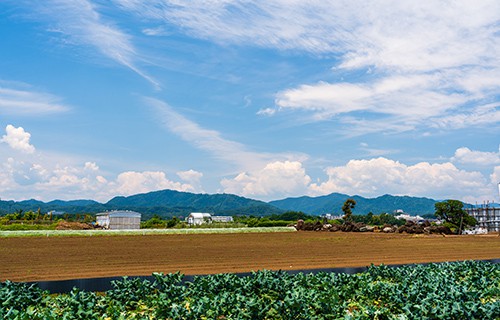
(342, 198), (356, 221)
(0, 223), (57, 231)
(140, 214), (167, 229)
(435, 200), (477, 234)
(236, 215), (296, 227)
(267, 211), (315, 221)
(352, 213), (405, 226)
(1, 261), (499, 319)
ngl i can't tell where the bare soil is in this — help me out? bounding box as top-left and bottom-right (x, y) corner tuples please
(1, 232), (499, 282)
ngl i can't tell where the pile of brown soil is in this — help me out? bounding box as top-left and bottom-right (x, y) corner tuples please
(55, 221), (93, 230)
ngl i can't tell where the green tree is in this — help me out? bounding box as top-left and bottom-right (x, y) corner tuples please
(342, 198), (356, 222)
(166, 216), (180, 228)
(434, 200), (477, 234)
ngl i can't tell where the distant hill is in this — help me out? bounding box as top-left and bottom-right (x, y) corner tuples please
(269, 193), (438, 215)
(47, 200), (101, 207)
(105, 189), (283, 218)
(0, 189), (455, 219)
(0, 189), (283, 220)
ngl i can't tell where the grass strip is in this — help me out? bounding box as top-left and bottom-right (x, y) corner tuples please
(0, 226), (296, 238)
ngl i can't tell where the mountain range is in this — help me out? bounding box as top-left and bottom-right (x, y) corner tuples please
(269, 193), (438, 216)
(0, 189), (449, 219)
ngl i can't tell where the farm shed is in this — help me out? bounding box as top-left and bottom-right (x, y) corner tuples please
(96, 211), (141, 230)
(187, 212), (212, 225)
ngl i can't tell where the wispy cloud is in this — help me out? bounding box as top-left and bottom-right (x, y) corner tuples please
(21, 0), (159, 88)
(145, 97), (305, 171)
(109, 1), (500, 134)
(146, 97), (267, 170)
(0, 81), (69, 115)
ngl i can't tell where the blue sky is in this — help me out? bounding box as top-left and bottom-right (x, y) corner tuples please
(1, 0), (499, 203)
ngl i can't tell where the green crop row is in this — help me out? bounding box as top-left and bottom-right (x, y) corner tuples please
(1, 260), (499, 319)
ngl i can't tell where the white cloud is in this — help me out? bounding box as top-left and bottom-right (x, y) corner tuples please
(111, 1), (499, 70)
(452, 146), (500, 166)
(146, 97), (303, 171)
(84, 161), (99, 171)
(111, 171), (194, 196)
(1, 125), (35, 154)
(24, 0), (158, 87)
(273, 71), (495, 133)
(142, 26), (170, 36)
(359, 143), (395, 157)
(221, 161), (311, 199)
(219, 156), (499, 202)
(0, 82), (69, 115)
(0, 146), (201, 201)
(309, 157), (494, 202)
(431, 102), (500, 129)
(491, 166), (500, 188)
(256, 108), (276, 116)
(110, 1), (500, 133)
(177, 169), (203, 184)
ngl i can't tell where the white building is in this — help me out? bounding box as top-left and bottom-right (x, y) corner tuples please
(187, 212), (212, 225)
(96, 211), (141, 230)
(212, 216), (234, 223)
(395, 213), (425, 223)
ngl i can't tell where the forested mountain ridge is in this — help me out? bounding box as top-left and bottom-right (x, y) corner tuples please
(0, 189), (283, 219)
(1, 189), (445, 218)
(270, 193), (439, 215)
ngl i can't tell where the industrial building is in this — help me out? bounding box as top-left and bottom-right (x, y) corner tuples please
(96, 211), (141, 230)
(465, 204), (500, 232)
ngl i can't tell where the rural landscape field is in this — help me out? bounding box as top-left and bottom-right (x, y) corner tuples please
(2, 231), (499, 282)
(2, 0), (500, 318)
(2, 230), (500, 319)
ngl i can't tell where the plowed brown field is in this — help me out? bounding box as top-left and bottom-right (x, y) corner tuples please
(1, 232), (499, 282)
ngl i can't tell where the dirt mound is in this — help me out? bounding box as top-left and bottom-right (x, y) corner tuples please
(396, 221), (453, 235)
(55, 221), (93, 230)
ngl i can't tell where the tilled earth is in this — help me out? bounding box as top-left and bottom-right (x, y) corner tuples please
(1, 232), (499, 281)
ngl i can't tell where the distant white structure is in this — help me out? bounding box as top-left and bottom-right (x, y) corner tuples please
(321, 213), (343, 220)
(465, 205), (500, 232)
(187, 212), (212, 225)
(212, 216), (234, 223)
(463, 227), (488, 235)
(96, 211), (141, 230)
(395, 213), (425, 223)
(186, 213), (234, 225)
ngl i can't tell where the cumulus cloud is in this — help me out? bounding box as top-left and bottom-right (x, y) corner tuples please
(0, 149), (201, 201)
(221, 161), (311, 199)
(111, 171), (195, 196)
(84, 161), (99, 171)
(490, 166), (500, 187)
(219, 157), (499, 202)
(1, 125), (35, 154)
(452, 146), (500, 166)
(177, 169), (203, 184)
(309, 157), (493, 201)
